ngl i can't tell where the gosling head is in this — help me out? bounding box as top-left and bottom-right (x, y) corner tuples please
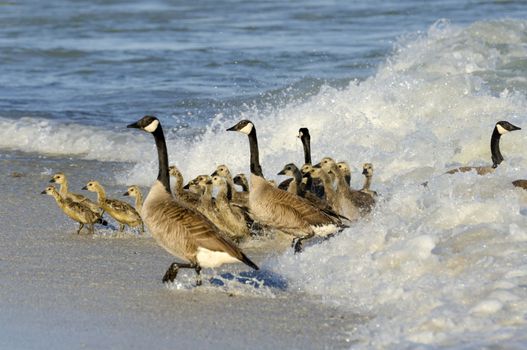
(277, 163), (298, 177)
(337, 162), (351, 176)
(226, 119), (254, 135)
(362, 163), (374, 177)
(301, 163), (314, 175)
(211, 164), (231, 178)
(316, 157), (336, 172)
(123, 185), (140, 198)
(49, 172), (66, 184)
(82, 181), (100, 192)
(307, 164), (324, 179)
(41, 185), (58, 196)
(496, 121), (521, 135)
(211, 175), (226, 187)
(127, 115), (160, 133)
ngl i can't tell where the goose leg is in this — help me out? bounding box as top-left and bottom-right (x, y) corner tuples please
(162, 262), (195, 283)
(292, 232), (314, 254)
(77, 223), (84, 235)
(195, 265), (202, 286)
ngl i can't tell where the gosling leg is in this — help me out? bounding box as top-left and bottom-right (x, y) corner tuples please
(89, 224), (94, 235)
(119, 223), (125, 232)
(195, 265), (202, 286)
(76, 223), (84, 235)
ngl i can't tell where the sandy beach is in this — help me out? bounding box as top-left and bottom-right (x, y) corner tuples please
(0, 152), (362, 349)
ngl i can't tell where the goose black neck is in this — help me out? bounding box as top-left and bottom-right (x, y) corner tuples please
(248, 128), (264, 177)
(490, 128), (504, 168)
(225, 182), (233, 201)
(301, 134), (312, 164)
(152, 126), (171, 193)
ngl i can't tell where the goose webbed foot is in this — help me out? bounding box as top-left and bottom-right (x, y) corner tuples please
(162, 263), (180, 283)
(292, 238), (304, 254)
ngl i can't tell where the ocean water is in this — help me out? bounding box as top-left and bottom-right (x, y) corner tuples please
(3, 0), (527, 348)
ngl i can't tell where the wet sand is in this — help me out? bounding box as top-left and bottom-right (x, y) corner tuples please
(0, 152), (363, 349)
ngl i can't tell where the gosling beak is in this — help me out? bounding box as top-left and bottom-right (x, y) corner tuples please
(40, 190), (46, 194)
(314, 162), (321, 167)
(123, 191), (129, 196)
(206, 180), (212, 185)
(183, 183), (190, 190)
(81, 186), (88, 190)
(362, 168), (368, 175)
(211, 170), (218, 176)
(49, 178), (55, 183)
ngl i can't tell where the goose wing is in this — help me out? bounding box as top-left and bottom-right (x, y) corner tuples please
(266, 186), (340, 226)
(160, 201), (258, 270)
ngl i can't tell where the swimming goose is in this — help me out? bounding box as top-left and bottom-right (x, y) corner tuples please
(360, 163), (378, 198)
(318, 157), (374, 219)
(123, 185), (145, 233)
(211, 175), (251, 242)
(446, 121), (521, 175)
(169, 165), (200, 207)
(227, 120), (345, 252)
(50, 172), (102, 214)
(233, 173), (249, 192)
(41, 185), (104, 234)
(127, 116), (258, 285)
(83, 181), (143, 232)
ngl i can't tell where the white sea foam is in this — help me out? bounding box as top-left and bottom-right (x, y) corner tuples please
(4, 19), (527, 347)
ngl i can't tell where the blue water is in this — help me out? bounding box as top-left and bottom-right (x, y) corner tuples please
(1, 0), (526, 130)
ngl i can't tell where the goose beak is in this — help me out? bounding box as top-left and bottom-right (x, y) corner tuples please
(40, 190), (46, 194)
(49, 178), (55, 183)
(81, 186), (88, 190)
(510, 124), (521, 131)
(123, 191), (129, 196)
(226, 125), (237, 131)
(127, 121), (140, 129)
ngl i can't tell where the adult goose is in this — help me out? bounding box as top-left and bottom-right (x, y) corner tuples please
(446, 121), (521, 175)
(127, 116), (258, 285)
(227, 120), (345, 252)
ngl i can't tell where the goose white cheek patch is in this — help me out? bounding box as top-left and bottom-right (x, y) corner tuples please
(239, 123), (253, 135)
(144, 119), (160, 133)
(496, 124), (508, 135)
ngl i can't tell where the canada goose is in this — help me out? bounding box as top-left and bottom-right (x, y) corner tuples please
(169, 165), (200, 207)
(127, 116), (258, 285)
(41, 185), (104, 234)
(233, 173), (249, 192)
(277, 127), (314, 192)
(227, 119), (346, 252)
(83, 181), (143, 232)
(337, 162), (351, 186)
(360, 163), (378, 197)
(123, 185), (145, 233)
(211, 175), (251, 242)
(211, 164), (248, 206)
(446, 121), (521, 175)
(50, 172), (102, 214)
(318, 157), (374, 219)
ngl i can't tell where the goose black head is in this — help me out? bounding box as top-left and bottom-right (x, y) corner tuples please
(127, 115), (160, 133)
(226, 120), (254, 135)
(496, 121), (521, 135)
(298, 127), (310, 139)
